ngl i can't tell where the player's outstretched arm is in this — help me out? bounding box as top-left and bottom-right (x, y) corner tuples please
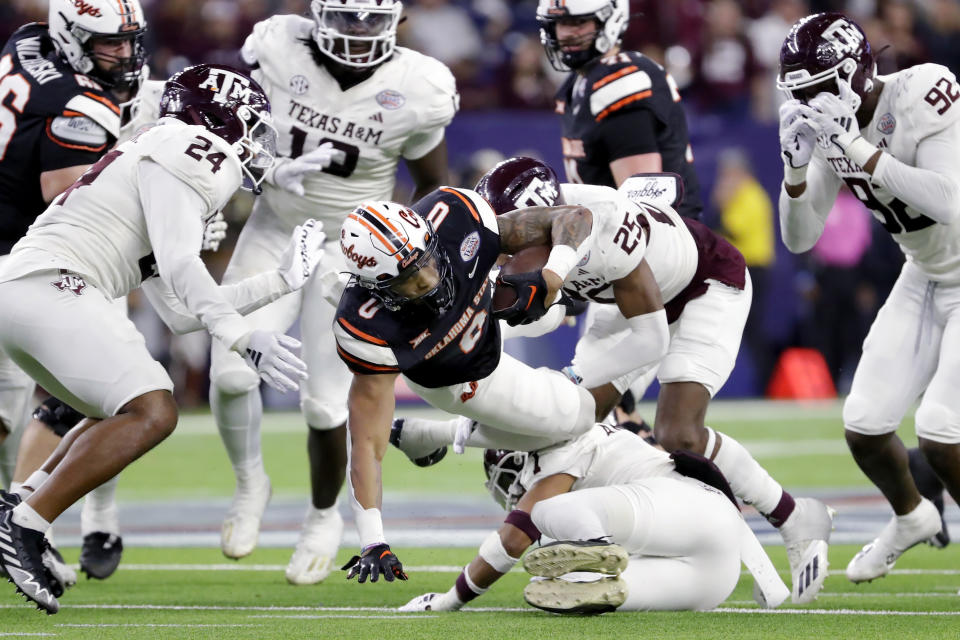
(400, 474), (574, 612)
(343, 372), (408, 584)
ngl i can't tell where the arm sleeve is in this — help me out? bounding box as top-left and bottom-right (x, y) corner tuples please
(872, 121), (960, 224)
(778, 153), (843, 254)
(138, 160), (251, 349)
(575, 309), (670, 389)
(140, 270), (291, 334)
(593, 109), (661, 160)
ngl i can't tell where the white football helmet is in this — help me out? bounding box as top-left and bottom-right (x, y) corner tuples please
(483, 449), (528, 511)
(536, 0), (629, 71)
(340, 201), (455, 312)
(48, 0), (147, 90)
(310, 0), (403, 69)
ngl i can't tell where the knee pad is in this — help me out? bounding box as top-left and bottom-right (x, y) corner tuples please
(211, 367), (261, 396)
(33, 397), (85, 437)
(842, 393), (898, 436)
(301, 397), (347, 430)
(915, 401), (960, 444)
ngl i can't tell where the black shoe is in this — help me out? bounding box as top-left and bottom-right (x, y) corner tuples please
(0, 491), (17, 580)
(0, 509), (60, 614)
(389, 419), (448, 468)
(79, 532), (123, 580)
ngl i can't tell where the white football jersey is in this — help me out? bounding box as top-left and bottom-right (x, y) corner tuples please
(560, 183), (698, 305)
(241, 15), (458, 231)
(0, 118), (241, 298)
(519, 424), (678, 492)
(812, 63), (960, 280)
(119, 78), (164, 144)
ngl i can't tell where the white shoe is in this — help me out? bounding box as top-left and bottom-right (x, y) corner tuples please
(285, 504), (344, 585)
(220, 473), (271, 560)
(778, 498), (835, 604)
(846, 498), (942, 584)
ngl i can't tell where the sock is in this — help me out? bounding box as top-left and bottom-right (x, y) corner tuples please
(81, 476), (120, 536)
(454, 568), (487, 603)
(210, 387), (265, 476)
(709, 427), (786, 517)
(9, 481), (23, 495)
(11, 502), (50, 534)
(21, 469), (49, 495)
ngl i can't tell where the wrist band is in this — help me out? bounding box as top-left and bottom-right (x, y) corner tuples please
(844, 136), (880, 169)
(783, 163), (808, 186)
(543, 244), (578, 281)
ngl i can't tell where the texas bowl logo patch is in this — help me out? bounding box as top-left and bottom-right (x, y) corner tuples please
(459, 231), (480, 261)
(51, 270), (86, 296)
(289, 75), (309, 96)
(878, 112), (896, 135)
(376, 89), (405, 110)
(577, 251), (590, 267)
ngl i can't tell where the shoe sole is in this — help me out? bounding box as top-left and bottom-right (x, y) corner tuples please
(792, 539), (829, 604)
(523, 541), (628, 578)
(524, 576), (626, 615)
(5, 567), (60, 614)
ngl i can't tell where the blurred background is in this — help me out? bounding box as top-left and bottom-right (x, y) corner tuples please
(3, 0), (958, 404)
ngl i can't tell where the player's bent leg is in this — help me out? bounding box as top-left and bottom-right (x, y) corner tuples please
(79, 475), (122, 580)
(907, 447), (949, 548)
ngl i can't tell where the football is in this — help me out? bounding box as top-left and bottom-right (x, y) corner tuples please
(491, 245), (551, 312)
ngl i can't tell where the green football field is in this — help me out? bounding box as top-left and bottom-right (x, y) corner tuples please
(2, 400), (958, 638)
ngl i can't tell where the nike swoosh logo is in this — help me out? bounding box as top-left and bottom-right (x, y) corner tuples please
(467, 259), (479, 279)
(524, 285), (537, 310)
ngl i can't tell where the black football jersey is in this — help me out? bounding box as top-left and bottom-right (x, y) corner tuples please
(556, 51), (702, 219)
(0, 23), (121, 254)
(334, 187), (503, 388)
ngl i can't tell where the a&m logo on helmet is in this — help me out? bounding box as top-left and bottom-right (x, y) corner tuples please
(821, 19), (864, 56)
(198, 68), (255, 105)
(516, 176), (559, 208)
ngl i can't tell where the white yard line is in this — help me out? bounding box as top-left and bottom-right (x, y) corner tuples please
(716, 607), (960, 616)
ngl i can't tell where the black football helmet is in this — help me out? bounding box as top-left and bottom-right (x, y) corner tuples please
(483, 449), (528, 511)
(475, 157), (563, 215)
(777, 13), (875, 112)
(159, 64), (278, 194)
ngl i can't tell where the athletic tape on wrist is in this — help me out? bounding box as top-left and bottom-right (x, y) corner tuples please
(505, 509), (541, 542)
(845, 136), (880, 169)
(543, 244), (578, 281)
(478, 530), (519, 574)
(355, 507), (386, 549)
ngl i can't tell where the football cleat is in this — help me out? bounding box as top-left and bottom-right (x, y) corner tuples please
(846, 498), (942, 584)
(524, 575), (627, 615)
(398, 591), (462, 612)
(523, 540), (628, 579)
(389, 418), (448, 468)
(42, 540), (77, 592)
(285, 504), (344, 585)
(907, 447), (950, 549)
(778, 498), (835, 604)
(0, 509), (59, 614)
(79, 532), (123, 580)
(221, 474), (272, 560)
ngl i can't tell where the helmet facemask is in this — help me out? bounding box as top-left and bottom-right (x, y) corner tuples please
(363, 228), (455, 314)
(82, 29), (148, 91)
(536, 0), (628, 71)
(233, 105), (278, 195)
(483, 449), (528, 511)
(310, 0), (402, 69)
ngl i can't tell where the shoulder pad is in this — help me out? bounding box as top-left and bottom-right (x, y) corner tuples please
(587, 53), (664, 122)
(434, 187), (498, 234)
(63, 91), (121, 139)
(242, 15), (312, 68)
(47, 114), (109, 151)
(888, 64), (960, 139)
(396, 49), (459, 130)
(144, 122), (242, 212)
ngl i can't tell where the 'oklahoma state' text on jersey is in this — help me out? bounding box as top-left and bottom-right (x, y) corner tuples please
(334, 187), (502, 388)
(556, 51), (702, 219)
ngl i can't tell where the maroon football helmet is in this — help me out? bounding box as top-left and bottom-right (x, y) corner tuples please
(482, 449), (527, 511)
(777, 13), (875, 112)
(475, 156), (564, 215)
(159, 64), (278, 193)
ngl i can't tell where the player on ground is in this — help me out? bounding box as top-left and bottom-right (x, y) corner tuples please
(393, 157), (835, 604)
(537, 0), (702, 219)
(0, 0), (152, 586)
(400, 423), (789, 613)
(0, 64), (325, 614)
(776, 13), (960, 582)
(209, 0), (458, 585)
(334, 188), (597, 582)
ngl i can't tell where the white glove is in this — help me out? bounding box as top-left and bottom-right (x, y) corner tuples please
(452, 416), (477, 455)
(201, 210), (228, 252)
(778, 100), (817, 170)
(241, 329), (308, 393)
(278, 219), (326, 292)
(804, 90), (860, 153)
(266, 142), (346, 196)
(398, 590), (464, 612)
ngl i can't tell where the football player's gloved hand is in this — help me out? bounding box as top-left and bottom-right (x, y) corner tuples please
(240, 330), (308, 393)
(267, 142), (347, 197)
(492, 270), (550, 327)
(778, 100), (817, 170)
(561, 364), (583, 385)
(399, 590), (464, 612)
(278, 219), (326, 292)
(559, 291), (589, 317)
(201, 210), (228, 252)
(804, 90), (860, 154)
(341, 543), (408, 583)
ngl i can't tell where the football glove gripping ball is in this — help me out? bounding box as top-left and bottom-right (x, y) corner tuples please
(342, 543), (408, 583)
(492, 270), (550, 327)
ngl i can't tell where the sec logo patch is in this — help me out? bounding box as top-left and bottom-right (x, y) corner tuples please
(289, 75), (309, 95)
